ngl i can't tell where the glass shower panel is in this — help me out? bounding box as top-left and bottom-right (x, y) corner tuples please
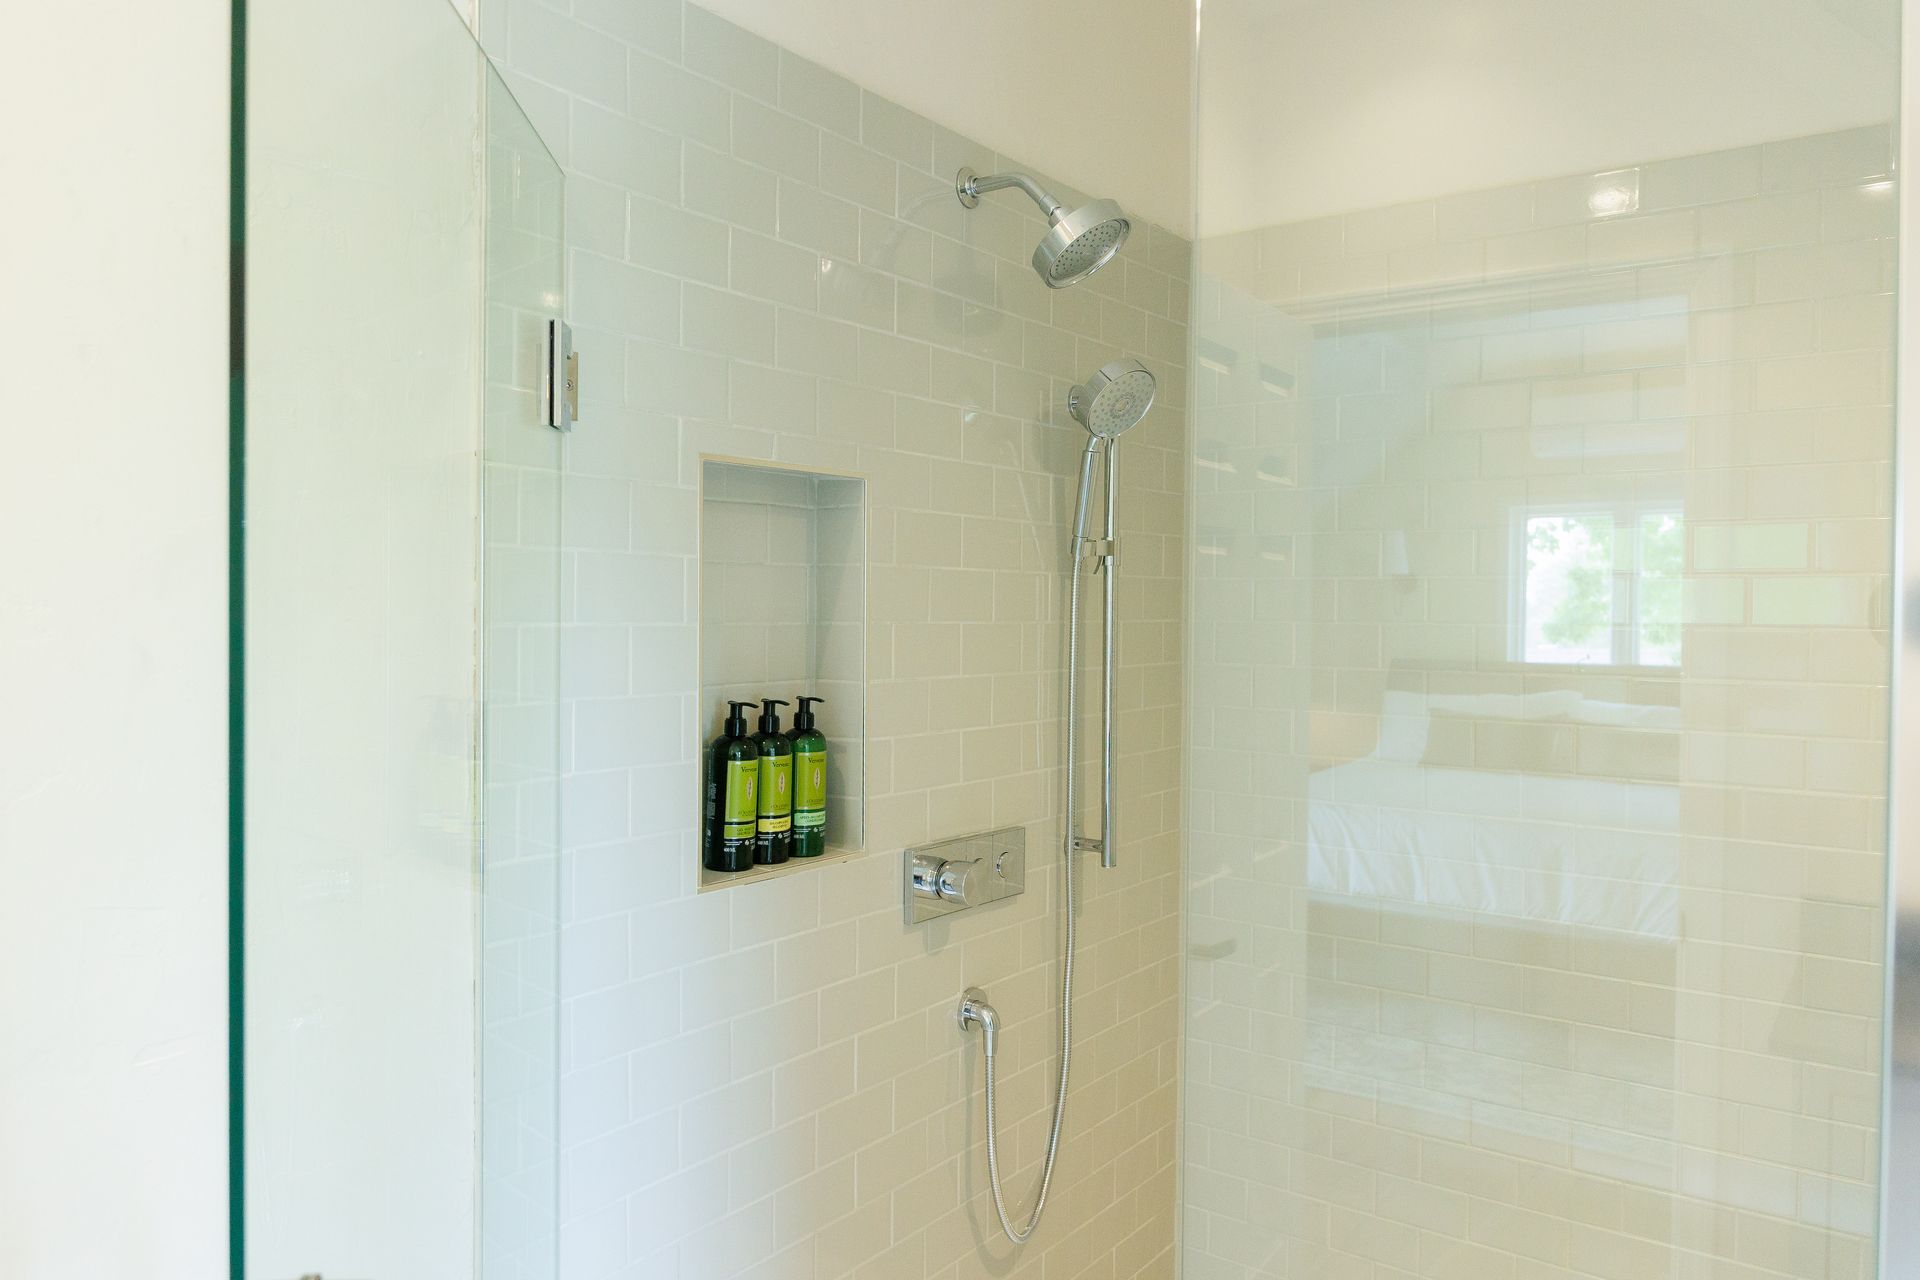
(244, 4), (563, 1279)
(478, 62), (566, 1280)
(1185, 6), (1899, 1277)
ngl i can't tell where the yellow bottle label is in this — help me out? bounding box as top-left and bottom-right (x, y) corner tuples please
(722, 760), (757, 841)
(793, 748), (826, 830)
(758, 754), (793, 834)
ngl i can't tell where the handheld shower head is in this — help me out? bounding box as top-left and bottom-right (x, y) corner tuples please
(1069, 359), (1157, 438)
(956, 167), (1132, 289)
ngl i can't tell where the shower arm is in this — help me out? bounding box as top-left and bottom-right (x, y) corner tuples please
(957, 170), (1066, 221)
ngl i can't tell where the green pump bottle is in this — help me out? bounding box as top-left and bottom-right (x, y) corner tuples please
(788, 696), (828, 858)
(753, 699), (793, 865)
(704, 700), (760, 874)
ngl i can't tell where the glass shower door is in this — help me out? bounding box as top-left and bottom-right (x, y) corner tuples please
(241, 2), (563, 1276)
(1185, 4), (1899, 1276)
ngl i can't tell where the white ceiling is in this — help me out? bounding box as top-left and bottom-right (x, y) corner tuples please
(1197, 0), (1900, 234)
(690, 1), (1899, 241)
(694, 0), (1196, 235)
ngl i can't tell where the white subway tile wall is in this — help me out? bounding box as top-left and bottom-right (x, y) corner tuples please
(1185, 127), (1895, 1279)
(489, 2), (1189, 1276)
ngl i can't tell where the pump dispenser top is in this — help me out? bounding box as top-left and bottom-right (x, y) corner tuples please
(725, 700), (756, 736)
(758, 698), (790, 733)
(793, 696), (824, 731)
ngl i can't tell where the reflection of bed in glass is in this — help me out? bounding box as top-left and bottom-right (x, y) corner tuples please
(1307, 688), (1681, 938)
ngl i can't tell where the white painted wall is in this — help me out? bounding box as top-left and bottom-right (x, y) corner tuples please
(1199, 0), (1900, 232)
(0, 2), (230, 1277)
(686, 0), (1195, 234)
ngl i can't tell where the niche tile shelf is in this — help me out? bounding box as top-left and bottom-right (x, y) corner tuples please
(697, 457), (866, 891)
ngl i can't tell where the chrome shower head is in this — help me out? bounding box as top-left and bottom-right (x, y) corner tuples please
(1035, 199), (1130, 288)
(956, 167), (1132, 289)
(1069, 359), (1156, 438)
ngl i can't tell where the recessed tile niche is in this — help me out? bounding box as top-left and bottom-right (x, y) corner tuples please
(697, 457), (866, 890)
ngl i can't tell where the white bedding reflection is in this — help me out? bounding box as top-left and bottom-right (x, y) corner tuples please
(1307, 691), (1682, 937)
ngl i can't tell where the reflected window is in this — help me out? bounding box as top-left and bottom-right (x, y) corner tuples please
(1513, 506), (1682, 667)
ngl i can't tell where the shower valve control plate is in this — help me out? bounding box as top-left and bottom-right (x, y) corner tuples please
(905, 827), (1025, 924)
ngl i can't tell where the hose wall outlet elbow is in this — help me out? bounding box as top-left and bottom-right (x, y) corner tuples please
(958, 987), (1000, 1058)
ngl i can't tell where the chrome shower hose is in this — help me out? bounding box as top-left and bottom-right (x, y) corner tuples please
(978, 438), (1100, 1245)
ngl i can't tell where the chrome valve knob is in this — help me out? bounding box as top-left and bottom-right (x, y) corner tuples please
(910, 855), (983, 906)
(935, 859), (983, 905)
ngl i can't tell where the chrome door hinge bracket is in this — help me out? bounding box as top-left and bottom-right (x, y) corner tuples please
(545, 318), (578, 432)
